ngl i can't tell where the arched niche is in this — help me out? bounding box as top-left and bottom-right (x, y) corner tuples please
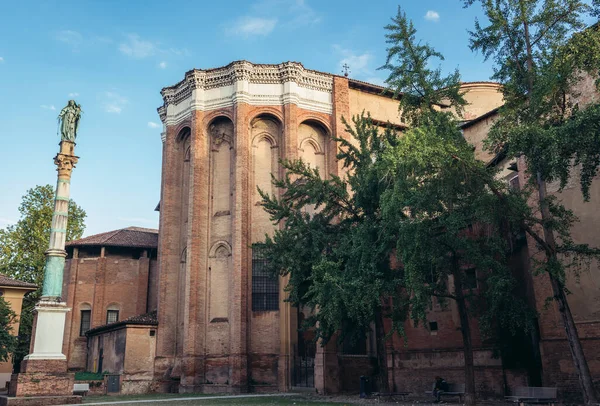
(250, 115), (281, 243)
(208, 117), (234, 217)
(298, 121), (327, 176)
(177, 127), (192, 225)
(208, 241), (232, 321)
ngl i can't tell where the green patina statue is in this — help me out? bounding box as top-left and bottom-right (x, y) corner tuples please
(58, 100), (82, 142)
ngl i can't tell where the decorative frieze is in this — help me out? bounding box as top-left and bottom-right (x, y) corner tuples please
(156, 61), (334, 128)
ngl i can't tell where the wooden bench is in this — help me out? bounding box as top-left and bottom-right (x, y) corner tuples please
(505, 386), (557, 405)
(425, 383), (465, 402)
(73, 383), (90, 396)
(373, 391), (411, 402)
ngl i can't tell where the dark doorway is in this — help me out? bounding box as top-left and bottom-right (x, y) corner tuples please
(293, 310), (315, 387)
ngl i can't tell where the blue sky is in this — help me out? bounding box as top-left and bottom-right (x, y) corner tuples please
(0, 0), (496, 237)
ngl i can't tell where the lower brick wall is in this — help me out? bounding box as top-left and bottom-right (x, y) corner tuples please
(249, 353), (278, 386)
(338, 355), (376, 392)
(540, 338), (600, 403)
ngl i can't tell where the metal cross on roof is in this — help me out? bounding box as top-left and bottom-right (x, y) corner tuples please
(342, 63), (350, 77)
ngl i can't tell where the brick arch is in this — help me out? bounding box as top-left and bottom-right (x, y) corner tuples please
(252, 131), (278, 148)
(297, 114), (332, 136)
(175, 123), (192, 142)
(299, 137), (323, 154)
(248, 107), (284, 126)
(79, 302), (92, 311)
(202, 110), (234, 129)
(209, 240), (232, 258)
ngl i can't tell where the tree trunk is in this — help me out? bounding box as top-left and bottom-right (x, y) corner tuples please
(374, 308), (390, 393)
(536, 174), (598, 404)
(453, 267), (476, 406)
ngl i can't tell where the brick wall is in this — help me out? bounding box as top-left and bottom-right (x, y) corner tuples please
(62, 249), (156, 371)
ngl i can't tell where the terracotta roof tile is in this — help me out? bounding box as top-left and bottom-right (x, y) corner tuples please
(66, 227), (158, 249)
(0, 273), (37, 289)
(86, 310), (158, 336)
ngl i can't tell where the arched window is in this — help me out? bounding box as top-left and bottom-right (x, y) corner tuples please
(79, 303), (92, 336)
(106, 303), (120, 324)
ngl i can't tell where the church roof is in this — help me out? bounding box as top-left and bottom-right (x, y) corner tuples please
(66, 227), (158, 249)
(0, 273), (37, 289)
(86, 310), (158, 336)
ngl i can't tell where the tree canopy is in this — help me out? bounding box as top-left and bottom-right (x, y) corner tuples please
(0, 184), (86, 368)
(464, 0), (600, 402)
(258, 10), (533, 403)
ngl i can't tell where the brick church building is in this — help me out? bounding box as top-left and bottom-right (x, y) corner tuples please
(60, 61), (600, 399)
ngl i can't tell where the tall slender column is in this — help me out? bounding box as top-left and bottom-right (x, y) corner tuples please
(25, 140), (78, 361)
(42, 141), (78, 300)
(9, 102), (82, 401)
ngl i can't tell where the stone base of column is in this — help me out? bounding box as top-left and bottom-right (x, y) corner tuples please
(2, 302), (77, 405)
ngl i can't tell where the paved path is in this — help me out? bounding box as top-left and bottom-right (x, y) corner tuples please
(69, 393), (297, 406)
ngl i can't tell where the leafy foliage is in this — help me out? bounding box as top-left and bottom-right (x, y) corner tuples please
(380, 7), (467, 125)
(379, 112), (533, 337)
(259, 8), (535, 402)
(464, 0), (600, 402)
(0, 296), (18, 363)
(259, 116), (401, 346)
(0, 184), (86, 368)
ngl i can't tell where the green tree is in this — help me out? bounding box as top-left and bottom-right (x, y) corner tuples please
(0, 185), (86, 368)
(0, 296), (18, 363)
(380, 10), (532, 404)
(258, 12), (532, 402)
(464, 0), (600, 402)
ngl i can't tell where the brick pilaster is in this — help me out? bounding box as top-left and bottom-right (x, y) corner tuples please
(230, 102), (251, 391)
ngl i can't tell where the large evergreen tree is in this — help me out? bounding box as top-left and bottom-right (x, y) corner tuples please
(258, 10), (532, 403)
(0, 185), (86, 369)
(464, 1), (600, 402)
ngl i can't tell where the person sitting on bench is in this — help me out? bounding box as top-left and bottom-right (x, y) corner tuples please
(433, 376), (449, 403)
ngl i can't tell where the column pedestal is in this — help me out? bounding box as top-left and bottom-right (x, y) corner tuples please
(2, 303), (80, 405)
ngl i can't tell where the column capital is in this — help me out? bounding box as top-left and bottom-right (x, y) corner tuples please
(54, 153), (79, 177)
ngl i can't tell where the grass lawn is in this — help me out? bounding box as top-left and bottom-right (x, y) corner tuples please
(82, 394), (351, 405)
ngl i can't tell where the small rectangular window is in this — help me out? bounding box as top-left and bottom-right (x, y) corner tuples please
(429, 321), (438, 332)
(107, 310), (119, 324)
(80, 310), (91, 336)
(251, 245), (279, 311)
(464, 268), (478, 290)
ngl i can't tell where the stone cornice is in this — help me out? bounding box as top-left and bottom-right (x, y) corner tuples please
(156, 61), (334, 123)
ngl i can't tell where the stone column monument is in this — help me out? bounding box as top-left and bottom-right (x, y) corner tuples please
(4, 101), (83, 405)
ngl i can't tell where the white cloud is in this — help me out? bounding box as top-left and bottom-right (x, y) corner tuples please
(119, 34), (156, 58)
(68, 92), (79, 97)
(287, 0), (321, 27)
(119, 35), (189, 61)
(55, 30), (113, 51)
(40, 104), (56, 111)
(0, 57), (4, 63)
(148, 121), (160, 128)
(228, 16), (278, 37)
(102, 91), (128, 114)
(333, 45), (373, 75)
(55, 30), (84, 48)
(158, 61), (167, 69)
(425, 10), (440, 22)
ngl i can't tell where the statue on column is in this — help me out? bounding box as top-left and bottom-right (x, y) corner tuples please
(58, 100), (82, 142)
